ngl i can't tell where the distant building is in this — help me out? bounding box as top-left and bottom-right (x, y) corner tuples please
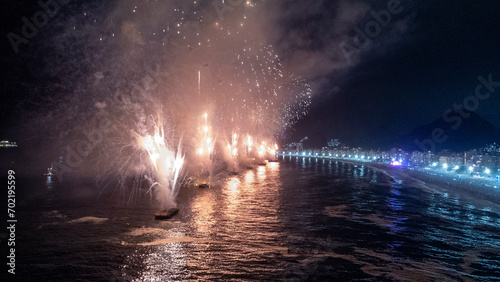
(481, 155), (496, 170)
(465, 149), (479, 167)
(410, 151), (435, 166)
(0, 140), (17, 148)
(327, 139), (341, 148)
(438, 152), (463, 167)
(484, 142), (500, 153)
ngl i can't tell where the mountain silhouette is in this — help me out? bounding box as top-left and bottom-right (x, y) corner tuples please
(398, 112), (500, 152)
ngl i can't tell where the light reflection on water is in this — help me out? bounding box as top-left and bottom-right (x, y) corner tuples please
(127, 162), (285, 280)
(191, 189), (216, 235)
(133, 239), (189, 281)
(27, 159), (500, 281)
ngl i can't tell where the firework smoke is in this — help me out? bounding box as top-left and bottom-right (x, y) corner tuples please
(23, 1), (312, 206)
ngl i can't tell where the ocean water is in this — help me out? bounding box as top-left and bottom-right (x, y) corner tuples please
(8, 157), (500, 281)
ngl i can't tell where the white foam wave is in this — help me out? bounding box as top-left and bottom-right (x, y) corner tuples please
(137, 237), (219, 246)
(67, 216), (109, 224)
(126, 227), (169, 237)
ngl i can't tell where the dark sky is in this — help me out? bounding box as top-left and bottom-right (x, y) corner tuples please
(1, 0), (500, 151)
(270, 0), (500, 148)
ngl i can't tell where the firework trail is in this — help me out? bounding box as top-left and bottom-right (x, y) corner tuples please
(26, 1), (311, 205)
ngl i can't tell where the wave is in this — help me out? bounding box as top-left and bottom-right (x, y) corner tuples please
(67, 216), (109, 224)
(126, 227), (170, 237)
(134, 237), (219, 246)
(44, 210), (67, 219)
(323, 205), (349, 218)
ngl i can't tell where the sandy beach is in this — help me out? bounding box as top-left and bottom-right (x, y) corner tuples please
(369, 162), (500, 207)
(321, 157), (500, 206)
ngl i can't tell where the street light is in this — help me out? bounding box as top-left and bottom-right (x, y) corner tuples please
(468, 166), (474, 172)
(485, 168), (491, 174)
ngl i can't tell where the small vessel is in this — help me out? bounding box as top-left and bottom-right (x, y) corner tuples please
(229, 171), (238, 175)
(154, 208), (179, 220)
(258, 162), (267, 166)
(44, 165), (54, 176)
(198, 183), (210, 188)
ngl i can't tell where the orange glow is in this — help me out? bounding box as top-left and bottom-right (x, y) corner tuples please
(227, 177), (240, 193)
(257, 165), (266, 180)
(244, 170), (254, 183)
(247, 135), (253, 152)
(268, 161), (279, 170)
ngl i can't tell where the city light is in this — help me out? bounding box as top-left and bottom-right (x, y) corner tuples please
(281, 142), (499, 189)
(391, 160), (402, 166)
(247, 136), (252, 153)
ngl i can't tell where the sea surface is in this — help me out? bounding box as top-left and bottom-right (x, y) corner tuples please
(8, 157), (500, 281)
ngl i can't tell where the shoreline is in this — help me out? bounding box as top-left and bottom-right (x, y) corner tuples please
(364, 161), (500, 206)
(287, 156), (500, 206)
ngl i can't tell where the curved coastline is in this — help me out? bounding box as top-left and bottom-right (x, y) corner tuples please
(322, 158), (500, 206)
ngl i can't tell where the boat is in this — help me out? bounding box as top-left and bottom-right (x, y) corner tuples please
(198, 183), (210, 188)
(154, 208), (179, 220)
(44, 165), (54, 176)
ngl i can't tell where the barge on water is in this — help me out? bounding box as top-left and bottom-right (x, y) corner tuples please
(154, 208), (179, 220)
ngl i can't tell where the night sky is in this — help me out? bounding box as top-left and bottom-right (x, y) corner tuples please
(274, 0), (500, 148)
(1, 0), (500, 154)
